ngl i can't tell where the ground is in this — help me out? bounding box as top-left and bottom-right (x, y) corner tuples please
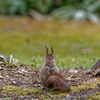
(0, 63), (100, 100)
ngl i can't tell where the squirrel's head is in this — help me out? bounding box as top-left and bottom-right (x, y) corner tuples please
(44, 46), (55, 62)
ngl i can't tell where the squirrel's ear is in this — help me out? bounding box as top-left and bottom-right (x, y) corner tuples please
(51, 46), (54, 55)
(45, 46), (48, 55)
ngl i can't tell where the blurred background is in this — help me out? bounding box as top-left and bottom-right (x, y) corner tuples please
(0, 0), (100, 68)
(0, 0), (100, 23)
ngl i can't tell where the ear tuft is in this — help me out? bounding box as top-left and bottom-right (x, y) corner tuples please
(51, 46), (54, 54)
(45, 46), (48, 55)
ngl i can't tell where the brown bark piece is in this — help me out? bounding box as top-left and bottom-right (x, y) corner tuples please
(92, 59), (100, 70)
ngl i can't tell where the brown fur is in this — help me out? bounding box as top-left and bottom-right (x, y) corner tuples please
(40, 46), (71, 92)
(45, 74), (71, 92)
(40, 46), (59, 84)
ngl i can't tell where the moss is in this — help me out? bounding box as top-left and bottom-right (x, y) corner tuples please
(1, 85), (50, 99)
(87, 92), (100, 100)
(1, 85), (42, 96)
(38, 94), (49, 99)
(71, 78), (100, 93)
(41, 78), (100, 99)
(1, 78), (100, 99)
(46, 78), (100, 99)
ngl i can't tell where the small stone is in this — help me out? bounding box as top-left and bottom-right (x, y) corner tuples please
(0, 66), (3, 70)
(34, 84), (38, 87)
(68, 69), (78, 73)
(66, 94), (70, 98)
(12, 81), (17, 84)
(21, 69), (27, 73)
(0, 75), (4, 79)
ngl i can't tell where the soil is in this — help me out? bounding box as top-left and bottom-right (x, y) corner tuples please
(64, 89), (100, 100)
(0, 64), (100, 100)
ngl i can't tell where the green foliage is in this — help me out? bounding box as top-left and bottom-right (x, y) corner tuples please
(51, 0), (100, 23)
(8, 54), (16, 66)
(0, 0), (100, 22)
(38, 83), (44, 88)
(28, 0), (54, 14)
(0, 0), (28, 15)
(0, 54), (16, 66)
(4, 98), (11, 100)
(61, 0), (80, 6)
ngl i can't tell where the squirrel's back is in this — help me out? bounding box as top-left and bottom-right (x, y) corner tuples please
(40, 46), (59, 84)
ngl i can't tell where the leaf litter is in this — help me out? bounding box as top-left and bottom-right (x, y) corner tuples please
(0, 60), (100, 99)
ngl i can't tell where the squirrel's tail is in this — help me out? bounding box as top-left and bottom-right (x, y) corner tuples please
(45, 74), (71, 92)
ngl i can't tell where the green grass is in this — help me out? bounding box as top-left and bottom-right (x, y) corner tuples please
(0, 16), (100, 68)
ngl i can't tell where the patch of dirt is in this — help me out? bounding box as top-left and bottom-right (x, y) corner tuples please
(61, 66), (93, 86)
(0, 95), (37, 100)
(0, 64), (40, 89)
(0, 64), (100, 99)
(64, 89), (100, 100)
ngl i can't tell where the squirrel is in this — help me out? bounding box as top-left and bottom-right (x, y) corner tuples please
(40, 46), (71, 92)
(40, 46), (59, 85)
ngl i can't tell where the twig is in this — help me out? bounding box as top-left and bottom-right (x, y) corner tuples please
(46, 93), (57, 100)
